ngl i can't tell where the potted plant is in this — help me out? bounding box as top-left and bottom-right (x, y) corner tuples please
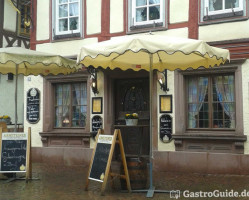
(0, 115), (11, 124)
(125, 113), (138, 126)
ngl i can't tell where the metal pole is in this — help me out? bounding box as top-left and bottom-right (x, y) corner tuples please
(146, 53), (155, 198)
(14, 64), (18, 132)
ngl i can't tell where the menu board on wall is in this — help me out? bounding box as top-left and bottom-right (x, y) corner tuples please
(26, 88), (40, 124)
(159, 114), (172, 143)
(92, 115), (103, 133)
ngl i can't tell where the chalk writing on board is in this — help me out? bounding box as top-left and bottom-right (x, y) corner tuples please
(89, 135), (114, 182)
(160, 114), (172, 143)
(92, 116), (102, 133)
(1, 132), (27, 172)
(26, 88), (40, 124)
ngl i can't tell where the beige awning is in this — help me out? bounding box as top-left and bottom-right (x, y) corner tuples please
(0, 47), (79, 75)
(78, 34), (230, 71)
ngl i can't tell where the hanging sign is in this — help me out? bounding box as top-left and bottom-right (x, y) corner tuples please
(26, 88), (40, 124)
(159, 114), (172, 143)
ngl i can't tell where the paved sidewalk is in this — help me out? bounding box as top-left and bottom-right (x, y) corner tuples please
(1, 163), (249, 200)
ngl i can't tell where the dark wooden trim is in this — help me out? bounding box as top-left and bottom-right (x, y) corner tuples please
(0, 0), (4, 47)
(188, 0), (198, 39)
(30, 0), (37, 50)
(168, 22), (188, 29)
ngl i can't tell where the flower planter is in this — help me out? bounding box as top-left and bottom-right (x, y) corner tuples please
(0, 118), (11, 124)
(125, 119), (138, 126)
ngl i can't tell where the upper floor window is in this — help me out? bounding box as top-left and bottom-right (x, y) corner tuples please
(205, 0), (243, 15)
(128, 0), (166, 32)
(55, 0), (81, 36)
(200, 0), (246, 23)
(19, 3), (31, 36)
(132, 0), (163, 26)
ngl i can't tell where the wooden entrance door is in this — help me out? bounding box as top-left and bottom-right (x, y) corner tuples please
(114, 78), (150, 157)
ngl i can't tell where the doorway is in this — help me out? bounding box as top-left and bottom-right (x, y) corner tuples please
(114, 77), (150, 157)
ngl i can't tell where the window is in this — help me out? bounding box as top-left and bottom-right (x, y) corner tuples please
(128, 0), (166, 32)
(204, 0), (243, 15)
(54, 82), (87, 128)
(19, 3), (31, 36)
(187, 74), (235, 129)
(200, 0), (246, 22)
(55, 0), (80, 36)
(132, 0), (163, 25)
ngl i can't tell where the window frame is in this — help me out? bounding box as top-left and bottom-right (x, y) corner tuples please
(204, 0), (243, 16)
(132, 0), (163, 26)
(43, 72), (90, 133)
(54, 82), (88, 128)
(53, 0), (82, 39)
(186, 73), (236, 130)
(127, 0), (167, 33)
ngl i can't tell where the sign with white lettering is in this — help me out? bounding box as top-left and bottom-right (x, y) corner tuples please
(26, 88), (40, 124)
(0, 132), (28, 172)
(92, 115), (102, 133)
(159, 114), (172, 143)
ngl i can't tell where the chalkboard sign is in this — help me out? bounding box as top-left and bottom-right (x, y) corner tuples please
(0, 132), (27, 172)
(160, 114), (172, 143)
(89, 135), (113, 182)
(92, 116), (103, 133)
(26, 88), (40, 124)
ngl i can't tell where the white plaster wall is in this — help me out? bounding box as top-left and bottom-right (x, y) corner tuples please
(0, 74), (24, 124)
(4, 0), (17, 32)
(86, 0), (101, 35)
(2, 37), (8, 48)
(36, 0), (50, 41)
(169, 0), (189, 23)
(90, 70), (104, 148)
(110, 0), (124, 34)
(157, 71), (175, 151)
(36, 38), (98, 57)
(24, 76), (43, 147)
(199, 20), (249, 42)
(242, 60), (249, 154)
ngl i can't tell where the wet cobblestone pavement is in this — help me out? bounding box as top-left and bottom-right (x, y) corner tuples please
(1, 163), (249, 200)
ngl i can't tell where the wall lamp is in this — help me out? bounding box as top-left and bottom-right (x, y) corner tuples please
(87, 66), (99, 95)
(158, 69), (169, 92)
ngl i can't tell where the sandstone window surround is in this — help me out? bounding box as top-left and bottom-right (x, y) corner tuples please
(174, 62), (246, 154)
(40, 72), (91, 147)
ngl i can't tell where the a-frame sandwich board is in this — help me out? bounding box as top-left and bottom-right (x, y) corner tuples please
(85, 129), (131, 195)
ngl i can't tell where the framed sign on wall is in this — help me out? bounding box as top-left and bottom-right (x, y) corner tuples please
(159, 95), (172, 113)
(92, 97), (103, 114)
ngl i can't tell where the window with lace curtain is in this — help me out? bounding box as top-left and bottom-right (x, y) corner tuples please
(187, 74), (235, 129)
(54, 82), (87, 128)
(54, 0), (81, 37)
